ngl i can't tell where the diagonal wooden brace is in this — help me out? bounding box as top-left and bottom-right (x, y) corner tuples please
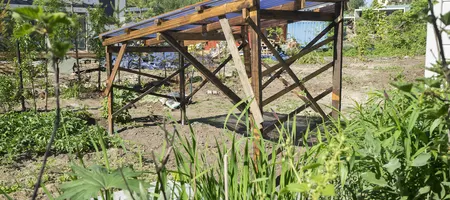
(112, 62), (192, 117)
(262, 22), (335, 89)
(104, 43), (127, 96)
(247, 17), (327, 118)
(159, 32), (247, 111)
(180, 43), (247, 107)
(219, 17), (264, 129)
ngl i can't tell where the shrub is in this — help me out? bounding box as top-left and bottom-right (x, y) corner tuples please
(101, 87), (136, 123)
(0, 110), (115, 160)
(0, 74), (18, 112)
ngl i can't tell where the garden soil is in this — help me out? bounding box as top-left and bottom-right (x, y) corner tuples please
(0, 56), (424, 199)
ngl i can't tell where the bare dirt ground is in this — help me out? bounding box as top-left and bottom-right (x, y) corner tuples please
(0, 56), (425, 199)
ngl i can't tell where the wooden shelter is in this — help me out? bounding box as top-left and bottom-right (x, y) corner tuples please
(99, 0), (345, 135)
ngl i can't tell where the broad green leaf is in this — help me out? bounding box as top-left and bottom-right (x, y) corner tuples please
(411, 153), (431, 167)
(391, 82), (413, 93)
(12, 6), (42, 20)
(383, 158), (401, 174)
(419, 186), (430, 194)
(14, 23), (35, 37)
(47, 12), (74, 27)
(407, 109), (419, 134)
(280, 183), (309, 194)
(322, 184), (335, 196)
(430, 118), (442, 134)
(361, 172), (387, 187)
(442, 11), (450, 25)
(52, 41), (72, 58)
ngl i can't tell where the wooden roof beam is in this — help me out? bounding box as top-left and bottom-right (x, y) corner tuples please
(103, 0), (254, 46)
(260, 10), (335, 21)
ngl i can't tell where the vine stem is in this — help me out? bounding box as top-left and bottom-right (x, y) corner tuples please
(31, 36), (60, 200)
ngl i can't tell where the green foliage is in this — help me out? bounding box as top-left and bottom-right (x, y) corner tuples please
(348, 0), (365, 12)
(0, 110), (114, 160)
(87, 4), (114, 59)
(352, 0), (427, 56)
(0, 75), (18, 112)
(336, 86), (450, 198)
(58, 164), (147, 200)
(101, 87), (136, 123)
(12, 6), (74, 59)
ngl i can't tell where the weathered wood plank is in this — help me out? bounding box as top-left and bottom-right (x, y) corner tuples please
(262, 62), (333, 106)
(179, 43), (246, 107)
(112, 63), (192, 118)
(113, 84), (180, 100)
(105, 47), (114, 134)
(260, 10), (334, 21)
(107, 46), (175, 53)
(160, 32), (247, 111)
(104, 44), (127, 96)
(247, 17), (327, 118)
(144, 1), (301, 47)
(263, 87), (332, 134)
(118, 67), (173, 82)
(219, 17), (263, 128)
(332, 2), (344, 119)
(103, 0), (253, 45)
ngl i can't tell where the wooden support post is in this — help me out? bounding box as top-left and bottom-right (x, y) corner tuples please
(112, 63), (192, 117)
(262, 22), (335, 88)
(248, 0), (262, 161)
(241, 25), (251, 76)
(332, 2), (344, 119)
(219, 17), (263, 128)
(247, 17), (327, 118)
(104, 43), (128, 96)
(138, 54), (141, 86)
(160, 32), (247, 111)
(180, 43), (246, 107)
(179, 42), (186, 125)
(97, 60), (101, 91)
(105, 47), (114, 134)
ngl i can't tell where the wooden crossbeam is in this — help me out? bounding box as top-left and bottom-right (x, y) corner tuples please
(157, 32), (241, 41)
(113, 84), (180, 100)
(159, 32), (247, 111)
(118, 67), (173, 82)
(263, 87), (332, 134)
(219, 17), (263, 128)
(112, 63), (192, 118)
(104, 44), (127, 96)
(260, 10), (335, 21)
(262, 62), (333, 106)
(107, 46), (175, 53)
(247, 17), (326, 118)
(144, 1), (301, 47)
(261, 21), (335, 82)
(262, 37), (333, 79)
(103, 0), (253, 45)
(180, 43), (246, 107)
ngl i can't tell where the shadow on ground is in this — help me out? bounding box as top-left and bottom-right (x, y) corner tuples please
(191, 112), (324, 145)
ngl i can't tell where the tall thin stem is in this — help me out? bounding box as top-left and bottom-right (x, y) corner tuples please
(31, 36), (61, 200)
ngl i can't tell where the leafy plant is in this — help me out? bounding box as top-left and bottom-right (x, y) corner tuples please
(0, 110), (116, 161)
(351, 0), (427, 56)
(101, 86), (137, 123)
(58, 165), (147, 200)
(0, 75), (18, 112)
